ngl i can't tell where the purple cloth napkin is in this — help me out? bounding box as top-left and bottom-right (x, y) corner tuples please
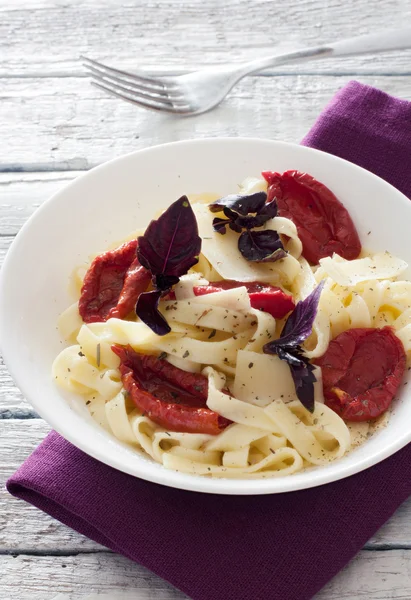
(7, 81), (411, 600)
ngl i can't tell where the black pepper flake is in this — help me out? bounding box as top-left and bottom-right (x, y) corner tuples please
(165, 431), (171, 436)
(86, 400), (91, 405)
(67, 368), (71, 372)
(183, 350), (190, 358)
(248, 362), (254, 368)
(250, 320), (257, 326)
(158, 351), (168, 360)
(78, 351), (85, 357)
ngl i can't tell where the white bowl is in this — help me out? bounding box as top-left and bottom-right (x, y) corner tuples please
(1, 138), (411, 495)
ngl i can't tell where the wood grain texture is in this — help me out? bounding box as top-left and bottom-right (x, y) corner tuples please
(1, 0), (411, 76)
(2, 550), (411, 600)
(1, 75), (411, 170)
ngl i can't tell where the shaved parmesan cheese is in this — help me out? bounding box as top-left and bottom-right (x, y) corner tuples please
(238, 177), (268, 194)
(191, 286), (251, 312)
(192, 203), (280, 283)
(319, 252), (408, 287)
(205, 368), (275, 430)
(233, 350), (296, 407)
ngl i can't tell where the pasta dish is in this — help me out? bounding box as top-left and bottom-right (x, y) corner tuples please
(52, 170), (411, 478)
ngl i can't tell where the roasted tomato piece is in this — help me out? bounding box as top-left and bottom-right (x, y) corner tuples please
(315, 327), (406, 421)
(262, 170), (361, 264)
(79, 240), (151, 323)
(112, 345), (230, 435)
(169, 280), (294, 319)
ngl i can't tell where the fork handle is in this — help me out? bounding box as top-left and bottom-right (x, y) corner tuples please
(238, 27), (411, 75)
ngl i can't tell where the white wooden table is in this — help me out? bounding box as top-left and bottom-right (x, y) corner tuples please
(1, 2), (411, 598)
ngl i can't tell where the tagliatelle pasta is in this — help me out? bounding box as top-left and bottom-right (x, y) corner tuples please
(53, 174), (411, 479)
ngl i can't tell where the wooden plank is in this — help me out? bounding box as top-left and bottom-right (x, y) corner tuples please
(1, 75), (411, 170)
(0, 419), (101, 552)
(0, 172), (79, 235)
(1, 419), (411, 552)
(1, 549), (411, 600)
(0, 553), (186, 600)
(1, 0), (411, 76)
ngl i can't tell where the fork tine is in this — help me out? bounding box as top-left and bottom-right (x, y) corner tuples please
(81, 55), (176, 92)
(86, 64), (185, 102)
(91, 81), (189, 115)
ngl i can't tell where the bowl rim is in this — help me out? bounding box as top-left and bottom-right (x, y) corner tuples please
(2, 136), (411, 495)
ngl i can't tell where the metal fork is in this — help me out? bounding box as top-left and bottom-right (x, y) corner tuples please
(82, 27), (411, 116)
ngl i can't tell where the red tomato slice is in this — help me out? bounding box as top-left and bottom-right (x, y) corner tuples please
(180, 281), (294, 319)
(112, 345), (230, 435)
(315, 327), (406, 421)
(79, 240), (151, 323)
(262, 170), (361, 265)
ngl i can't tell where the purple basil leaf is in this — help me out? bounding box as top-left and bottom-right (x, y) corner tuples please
(259, 200), (278, 219)
(136, 290), (171, 336)
(256, 248), (287, 263)
(289, 356), (316, 413)
(212, 217), (229, 234)
(153, 274), (180, 289)
(238, 230), (286, 262)
(263, 283), (324, 411)
(223, 207), (239, 220)
(228, 221), (242, 233)
(209, 192), (267, 216)
(268, 346), (316, 412)
(236, 213), (275, 229)
(276, 281), (325, 348)
(137, 196), (201, 281)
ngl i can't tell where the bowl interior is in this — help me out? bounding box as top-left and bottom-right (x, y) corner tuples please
(2, 138), (411, 494)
